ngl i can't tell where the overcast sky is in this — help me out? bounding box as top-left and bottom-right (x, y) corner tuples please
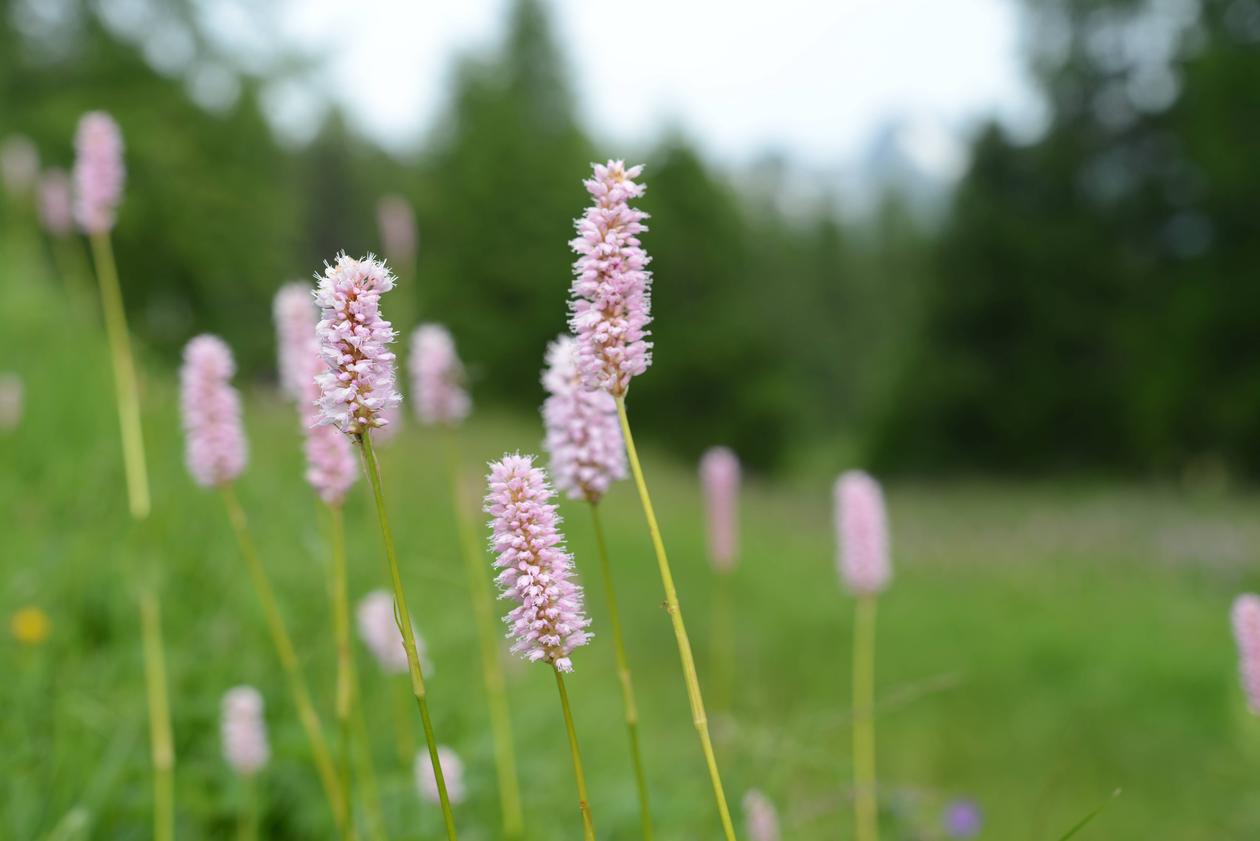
(268, 0), (1042, 178)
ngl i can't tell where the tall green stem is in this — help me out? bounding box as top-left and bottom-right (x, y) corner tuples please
(358, 431), (459, 841)
(238, 774), (258, 841)
(444, 431), (524, 838)
(614, 397), (737, 841)
(220, 485), (350, 839)
(853, 595), (879, 841)
(328, 503), (388, 840)
(86, 230), (172, 841)
(554, 669), (596, 841)
(589, 503), (654, 841)
(88, 232), (149, 519)
(710, 571), (734, 715)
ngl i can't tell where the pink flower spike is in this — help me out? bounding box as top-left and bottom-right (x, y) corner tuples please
(743, 789), (781, 841)
(700, 447), (741, 572)
(1, 135), (39, 198)
(356, 589), (430, 676)
(567, 160), (653, 397)
(377, 194), (418, 267)
(834, 470), (891, 596)
(484, 454), (592, 672)
(39, 169), (74, 237)
(541, 334), (626, 504)
(416, 746), (465, 806)
(312, 252), (402, 436)
(273, 282), (318, 402)
(73, 112), (125, 234)
(1233, 594), (1260, 714)
(221, 686), (269, 776)
(409, 324), (471, 427)
(180, 335), (247, 488)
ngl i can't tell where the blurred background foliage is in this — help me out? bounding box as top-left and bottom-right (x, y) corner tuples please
(1, 0), (1257, 476)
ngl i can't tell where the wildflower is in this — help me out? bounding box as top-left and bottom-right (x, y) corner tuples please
(742, 789), (780, 841)
(10, 606), (51, 645)
(700, 447), (740, 572)
(221, 686), (270, 776)
(180, 335), (247, 488)
(568, 160), (652, 396)
(73, 112), (125, 234)
(834, 471), (891, 596)
(416, 746), (465, 806)
(484, 454), (591, 672)
(356, 589), (430, 676)
(541, 334), (625, 503)
(273, 282), (318, 401)
(38, 169), (74, 237)
(409, 324), (470, 427)
(1233, 594), (1260, 714)
(312, 253), (402, 436)
(943, 798), (983, 839)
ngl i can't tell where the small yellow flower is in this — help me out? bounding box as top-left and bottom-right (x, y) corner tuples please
(11, 606), (51, 645)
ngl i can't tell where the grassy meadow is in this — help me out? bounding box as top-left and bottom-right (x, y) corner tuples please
(5, 243), (1260, 840)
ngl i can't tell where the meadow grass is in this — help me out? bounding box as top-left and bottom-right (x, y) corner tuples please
(5, 251), (1260, 839)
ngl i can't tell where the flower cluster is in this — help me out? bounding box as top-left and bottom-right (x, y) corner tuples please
(700, 447), (741, 572)
(568, 160), (652, 396)
(357, 589), (429, 676)
(39, 169), (73, 237)
(221, 686), (269, 776)
(313, 253), (402, 436)
(409, 324), (471, 427)
(273, 282), (319, 402)
(541, 334), (625, 503)
(834, 470), (891, 596)
(1233, 594), (1260, 714)
(742, 789), (780, 841)
(73, 112), (125, 234)
(415, 746), (465, 806)
(180, 335), (247, 488)
(484, 454), (591, 672)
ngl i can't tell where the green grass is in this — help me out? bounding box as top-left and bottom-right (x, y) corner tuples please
(5, 239), (1260, 840)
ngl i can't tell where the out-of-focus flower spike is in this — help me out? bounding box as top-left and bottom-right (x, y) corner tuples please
(834, 470), (891, 596)
(700, 447), (740, 572)
(180, 335), (247, 488)
(541, 334), (625, 503)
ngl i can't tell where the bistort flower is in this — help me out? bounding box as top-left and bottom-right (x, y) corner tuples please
(742, 789), (781, 841)
(834, 470), (891, 596)
(568, 160), (652, 397)
(273, 282), (318, 402)
(484, 454), (591, 672)
(221, 685), (270, 776)
(313, 252), (402, 436)
(357, 589), (430, 676)
(700, 446), (740, 572)
(409, 324), (470, 427)
(1233, 593), (1260, 714)
(73, 112), (125, 234)
(180, 335), (247, 488)
(541, 334), (625, 503)
(39, 169), (73, 237)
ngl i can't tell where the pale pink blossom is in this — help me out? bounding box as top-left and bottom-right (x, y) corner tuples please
(484, 454), (591, 672)
(409, 324), (470, 427)
(568, 160), (652, 396)
(304, 386), (358, 505)
(1, 135), (39, 198)
(1233, 594), (1260, 714)
(73, 112), (125, 234)
(415, 746), (465, 806)
(313, 253), (402, 436)
(273, 282), (318, 401)
(377, 194), (417, 267)
(180, 335), (247, 488)
(221, 686), (269, 776)
(834, 471), (891, 596)
(700, 447), (740, 572)
(743, 789), (781, 841)
(541, 334), (625, 503)
(356, 589), (429, 676)
(38, 169), (74, 236)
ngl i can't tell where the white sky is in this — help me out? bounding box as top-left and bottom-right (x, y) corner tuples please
(268, 0), (1040, 177)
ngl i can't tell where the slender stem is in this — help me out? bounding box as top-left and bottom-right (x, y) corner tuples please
(390, 679), (417, 764)
(589, 502), (654, 841)
(615, 397), (738, 841)
(140, 588), (174, 841)
(710, 571), (734, 715)
(220, 484), (351, 839)
(444, 431), (524, 838)
(327, 504), (361, 837)
(554, 669), (596, 841)
(853, 595), (879, 841)
(238, 774), (258, 841)
(88, 231), (150, 519)
(358, 431), (459, 841)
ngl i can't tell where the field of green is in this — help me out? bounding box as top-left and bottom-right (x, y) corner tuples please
(5, 245), (1260, 840)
